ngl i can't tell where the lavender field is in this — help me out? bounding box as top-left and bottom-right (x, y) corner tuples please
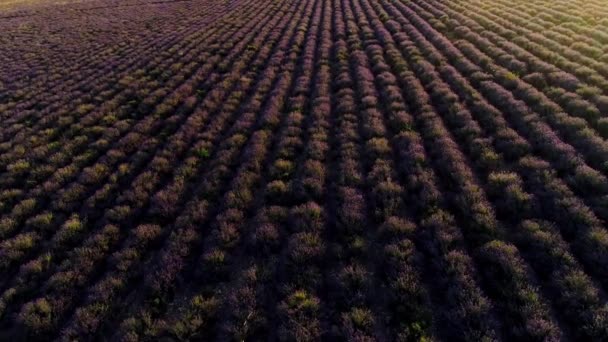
(1, 0), (608, 340)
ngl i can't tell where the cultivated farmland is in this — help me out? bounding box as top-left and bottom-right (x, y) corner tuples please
(1, 0), (608, 340)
